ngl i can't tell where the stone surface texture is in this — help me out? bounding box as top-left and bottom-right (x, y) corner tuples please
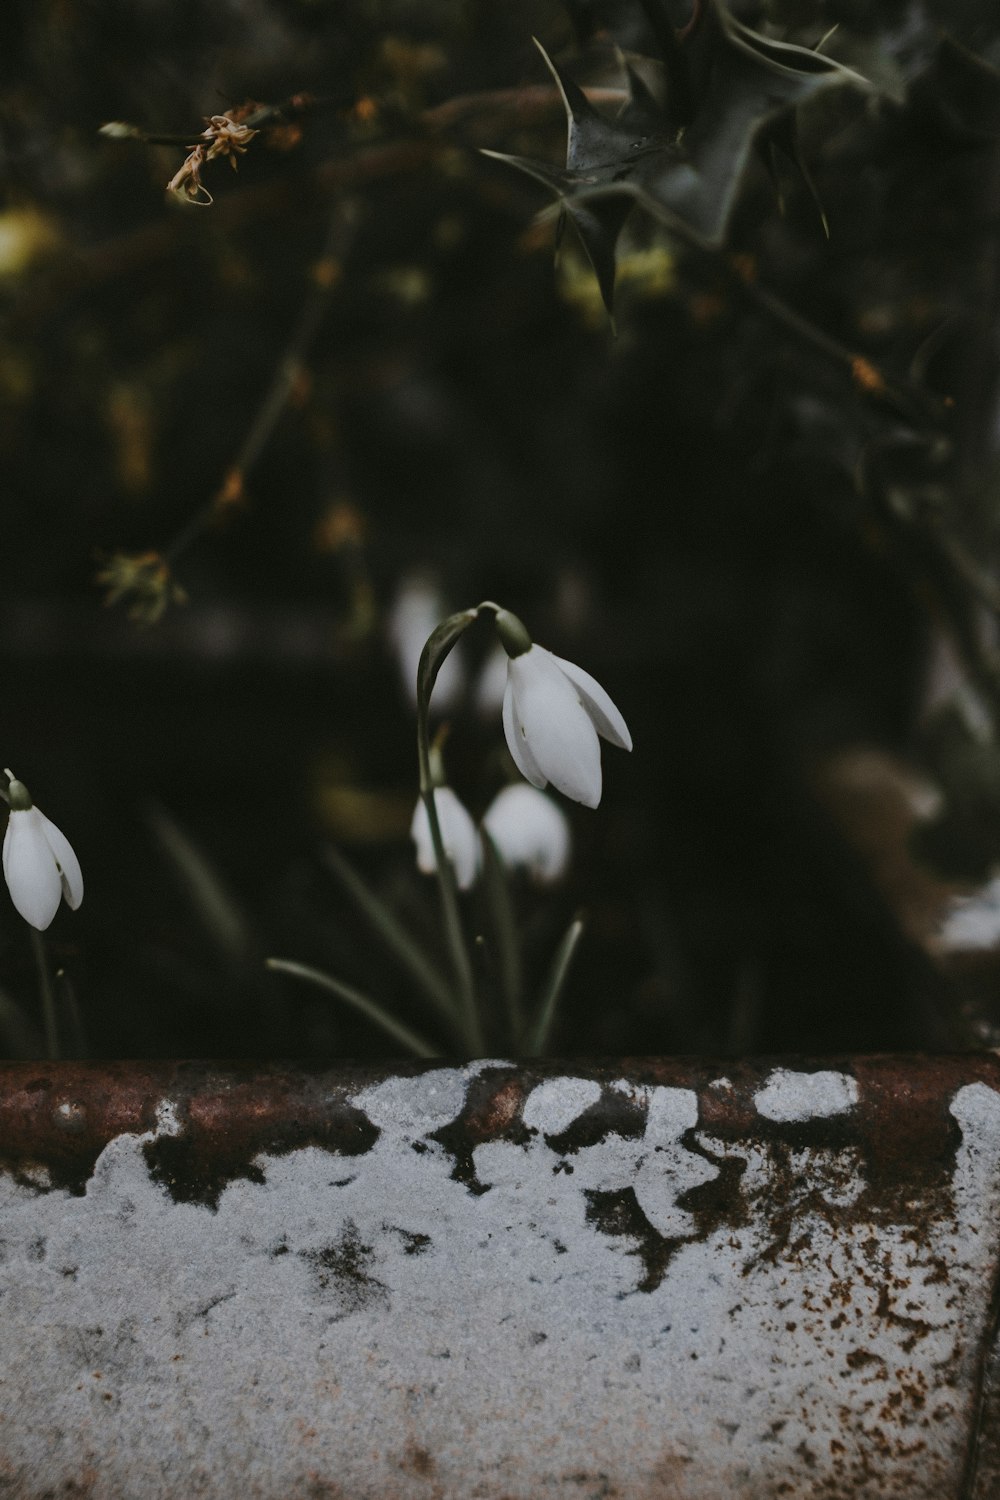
(1, 1055), (999, 1498)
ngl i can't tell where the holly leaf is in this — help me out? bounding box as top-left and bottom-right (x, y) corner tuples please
(484, 1), (867, 312)
(483, 38), (670, 314)
(759, 111), (830, 238)
(654, 5), (859, 235)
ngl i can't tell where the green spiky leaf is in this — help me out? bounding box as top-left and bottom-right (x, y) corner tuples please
(485, 1), (866, 312)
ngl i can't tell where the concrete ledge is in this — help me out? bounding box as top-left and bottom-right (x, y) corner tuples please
(1, 1056), (999, 1498)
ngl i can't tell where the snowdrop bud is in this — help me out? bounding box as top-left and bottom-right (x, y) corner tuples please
(388, 574), (465, 712)
(482, 784), (571, 884)
(501, 645), (632, 808)
(2, 774), (83, 931)
(495, 609), (532, 659)
(410, 787), (480, 891)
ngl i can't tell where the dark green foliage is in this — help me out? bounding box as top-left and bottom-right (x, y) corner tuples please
(3, 0), (1000, 1057)
(487, 0), (865, 309)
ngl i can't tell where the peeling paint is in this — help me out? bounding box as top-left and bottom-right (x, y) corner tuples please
(0, 1057), (999, 1498)
(522, 1075), (602, 1135)
(754, 1067), (860, 1122)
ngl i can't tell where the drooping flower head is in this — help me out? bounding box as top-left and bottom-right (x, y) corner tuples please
(482, 783), (571, 884)
(2, 773), (83, 931)
(496, 610), (632, 808)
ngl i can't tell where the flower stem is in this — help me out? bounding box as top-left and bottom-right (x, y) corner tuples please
(481, 832), (523, 1043)
(29, 927), (59, 1061)
(415, 610), (484, 1054)
(56, 968), (88, 1059)
(418, 787), (483, 1053)
(266, 958), (439, 1059)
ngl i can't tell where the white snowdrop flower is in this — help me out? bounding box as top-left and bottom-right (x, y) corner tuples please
(2, 774), (83, 931)
(497, 611), (632, 809)
(482, 784), (571, 884)
(388, 573), (465, 712)
(410, 786), (480, 891)
(938, 875), (1000, 954)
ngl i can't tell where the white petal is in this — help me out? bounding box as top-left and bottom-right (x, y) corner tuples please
(547, 649), (632, 751)
(410, 788), (480, 890)
(482, 784), (571, 884)
(410, 798), (436, 876)
(37, 811), (83, 910)
(509, 648), (603, 808)
(3, 809), (62, 930)
(502, 677), (548, 790)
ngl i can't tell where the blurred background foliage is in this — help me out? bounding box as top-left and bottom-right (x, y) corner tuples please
(3, 0), (1000, 1059)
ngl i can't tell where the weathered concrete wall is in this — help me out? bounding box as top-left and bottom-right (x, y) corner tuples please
(1, 1056), (999, 1498)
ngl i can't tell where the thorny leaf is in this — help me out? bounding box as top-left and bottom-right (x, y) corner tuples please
(759, 111), (829, 237)
(486, 41), (667, 314)
(485, 0), (866, 311)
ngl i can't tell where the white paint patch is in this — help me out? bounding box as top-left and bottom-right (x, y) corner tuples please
(951, 1082), (1000, 1203)
(355, 1060), (512, 1135)
(634, 1087), (718, 1239)
(754, 1068), (859, 1122)
(522, 1076), (601, 1135)
(355, 1066), (471, 1135)
(645, 1085), (699, 1141)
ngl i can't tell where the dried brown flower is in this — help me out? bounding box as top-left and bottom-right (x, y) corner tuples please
(166, 111), (259, 206)
(95, 550), (187, 625)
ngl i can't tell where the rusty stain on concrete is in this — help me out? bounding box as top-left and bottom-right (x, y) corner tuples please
(0, 1055), (999, 1497)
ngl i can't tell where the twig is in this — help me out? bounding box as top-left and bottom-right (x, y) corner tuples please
(739, 273), (948, 428)
(163, 202), (359, 567)
(171, 93), (345, 146)
(15, 80), (628, 335)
